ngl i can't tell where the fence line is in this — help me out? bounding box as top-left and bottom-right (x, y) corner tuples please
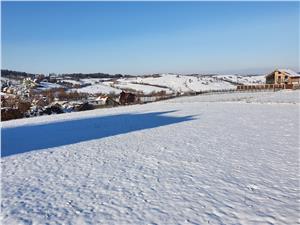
(135, 83), (300, 104)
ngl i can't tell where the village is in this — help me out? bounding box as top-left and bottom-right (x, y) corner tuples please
(1, 68), (299, 121)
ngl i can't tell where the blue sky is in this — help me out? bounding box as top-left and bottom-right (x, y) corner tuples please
(1, 1), (299, 75)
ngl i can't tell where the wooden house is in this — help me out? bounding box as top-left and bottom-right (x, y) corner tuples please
(266, 69), (300, 85)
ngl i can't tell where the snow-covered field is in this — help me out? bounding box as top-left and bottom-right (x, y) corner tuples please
(36, 82), (64, 91)
(80, 74), (241, 95)
(215, 75), (265, 85)
(133, 74), (236, 93)
(1, 73), (269, 96)
(60, 79), (83, 85)
(112, 82), (172, 95)
(1, 90), (299, 224)
(74, 83), (122, 95)
(1, 77), (21, 85)
(80, 78), (113, 85)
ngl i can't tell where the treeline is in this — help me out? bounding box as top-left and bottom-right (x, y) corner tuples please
(60, 72), (129, 79)
(1, 69), (36, 79)
(1, 69), (134, 79)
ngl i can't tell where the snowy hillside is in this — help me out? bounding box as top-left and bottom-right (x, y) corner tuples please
(112, 82), (172, 95)
(1, 77), (21, 85)
(72, 74), (265, 96)
(61, 79), (83, 85)
(80, 78), (113, 85)
(36, 82), (64, 90)
(74, 83), (122, 95)
(1, 90), (299, 224)
(1, 73), (267, 97)
(133, 74), (236, 93)
(215, 75), (265, 85)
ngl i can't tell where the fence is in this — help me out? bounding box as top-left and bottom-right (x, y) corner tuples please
(134, 83), (300, 104)
(236, 83), (297, 91)
(137, 93), (176, 104)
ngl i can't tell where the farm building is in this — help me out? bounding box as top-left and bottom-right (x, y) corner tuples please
(119, 91), (136, 105)
(93, 95), (119, 106)
(266, 69), (300, 85)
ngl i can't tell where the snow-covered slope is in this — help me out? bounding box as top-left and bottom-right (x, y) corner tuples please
(215, 75), (265, 85)
(61, 79), (83, 85)
(112, 82), (172, 94)
(80, 78), (113, 85)
(132, 74), (236, 93)
(1, 90), (299, 224)
(75, 83), (122, 95)
(1, 77), (21, 85)
(36, 82), (64, 90)
(3, 74), (266, 96)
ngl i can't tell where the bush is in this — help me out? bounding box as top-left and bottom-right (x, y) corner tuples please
(1, 108), (23, 121)
(17, 101), (31, 113)
(56, 89), (87, 101)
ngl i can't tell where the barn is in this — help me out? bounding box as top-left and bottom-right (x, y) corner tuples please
(119, 91), (136, 105)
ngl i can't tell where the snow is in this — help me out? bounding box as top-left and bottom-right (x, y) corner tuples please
(74, 83), (122, 95)
(278, 69), (300, 77)
(80, 78), (113, 85)
(36, 82), (64, 90)
(113, 82), (172, 94)
(61, 79), (83, 85)
(168, 90), (300, 104)
(133, 74), (236, 93)
(1, 77), (21, 85)
(61, 74), (266, 95)
(215, 74), (265, 85)
(1, 90), (299, 224)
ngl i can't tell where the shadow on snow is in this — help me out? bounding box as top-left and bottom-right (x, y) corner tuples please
(1, 110), (195, 157)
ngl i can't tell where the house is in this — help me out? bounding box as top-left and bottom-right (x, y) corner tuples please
(94, 96), (108, 105)
(266, 69), (300, 85)
(94, 95), (119, 106)
(119, 91), (136, 105)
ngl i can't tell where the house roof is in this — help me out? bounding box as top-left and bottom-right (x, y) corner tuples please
(95, 96), (108, 101)
(278, 69), (300, 77)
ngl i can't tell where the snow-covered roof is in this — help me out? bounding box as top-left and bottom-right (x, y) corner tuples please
(95, 96), (108, 101)
(266, 69), (300, 78)
(278, 69), (300, 77)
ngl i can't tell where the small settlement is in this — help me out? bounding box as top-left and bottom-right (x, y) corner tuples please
(1, 68), (299, 121)
(1, 74), (169, 121)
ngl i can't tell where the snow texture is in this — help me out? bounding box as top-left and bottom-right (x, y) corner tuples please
(35, 82), (64, 91)
(133, 74), (236, 93)
(112, 82), (172, 94)
(214, 75), (265, 85)
(61, 80), (83, 85)
(75, 83), (122, 95)
(1, 90), (299, 225)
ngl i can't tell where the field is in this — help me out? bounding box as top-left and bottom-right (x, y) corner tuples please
(1, 90), (299, 224)
(71, 74), (264, 95)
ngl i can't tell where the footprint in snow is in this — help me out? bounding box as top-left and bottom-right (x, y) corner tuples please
(247, 184), (258, 192)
